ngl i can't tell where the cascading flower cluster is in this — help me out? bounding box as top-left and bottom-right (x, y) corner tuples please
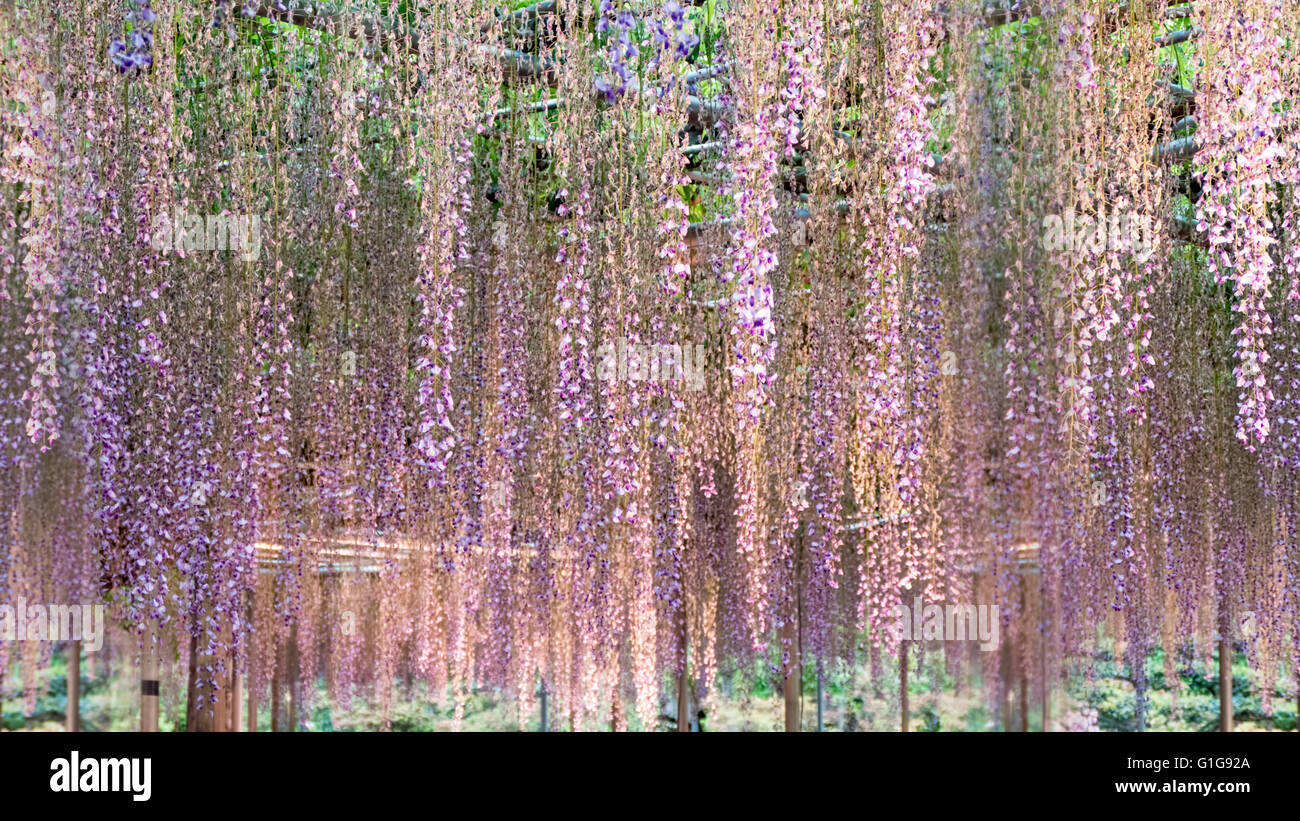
(594, 1), (637, 102)
(595, 1), (699, 102)
(1198, 0), (1289, 448)
(653, 1), (699, 63)
(109, 0), (155, 74)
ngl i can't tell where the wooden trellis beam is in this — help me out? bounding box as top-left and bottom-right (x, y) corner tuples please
(1155, 26), (1201, 47)
(940, 1), (1195, 35)
(245, 2), (1208, 142)
(1157, 111), (1297, 163)
(479, 0), (558, 34)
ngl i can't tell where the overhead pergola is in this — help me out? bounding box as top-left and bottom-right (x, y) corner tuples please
(218, 1), (1214, 254)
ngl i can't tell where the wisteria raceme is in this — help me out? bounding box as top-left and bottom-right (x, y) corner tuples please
(9, 7), (62, 453)
(1198, 0), (1289, 449)
(0, 0), (1299, 733)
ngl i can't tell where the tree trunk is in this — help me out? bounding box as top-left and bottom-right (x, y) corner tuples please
(186, 630), (217, 732)
(213, 642), (230, 733)
(784, 644), (802, 732)
(785, 525), (804, 732)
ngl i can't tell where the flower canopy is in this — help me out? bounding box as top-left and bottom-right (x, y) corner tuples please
(1, 0), (1298, 730)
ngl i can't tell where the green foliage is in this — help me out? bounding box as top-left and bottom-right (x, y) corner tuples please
(963, 704), (990, 732)
(2, 646), (110, 731)
(916, 702), (942, 731)
(1069, 645), (1297, 732)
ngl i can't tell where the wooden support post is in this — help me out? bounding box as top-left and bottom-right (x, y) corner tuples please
(185, 632), (197, 729)
(1041, 627), (1049, 732)
(141, 622), (160, 732)
(900, 641), (909, 733)
(247, 670), (257, 732)
(1000, 637), (1013, 731)
(271, 675), (282, 732)
(66, 640), (80, 732)
(610, 684), (622, 732)
(271, 626), (283, 732)
(1219, 638), (1232, 732)
(246, 588), (257, 732)
(232, 667), (244, 732)
(675, 603), (690, 733)
(1135, 669), (1147, 733)
(1017, 574), (1028, 732)
(539, 683), (548, 732)
(288, 623), (299, 732)
(816, 671), (824, 732)
(1018, 663), (1028, 732)
(676, 647), (690, 732)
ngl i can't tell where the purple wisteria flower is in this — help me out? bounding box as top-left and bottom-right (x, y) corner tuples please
(594, 2), (698, 102)
(654, 1), (699, 58)
(595, 2), (637, 101)
(110, 1), (155, 74)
